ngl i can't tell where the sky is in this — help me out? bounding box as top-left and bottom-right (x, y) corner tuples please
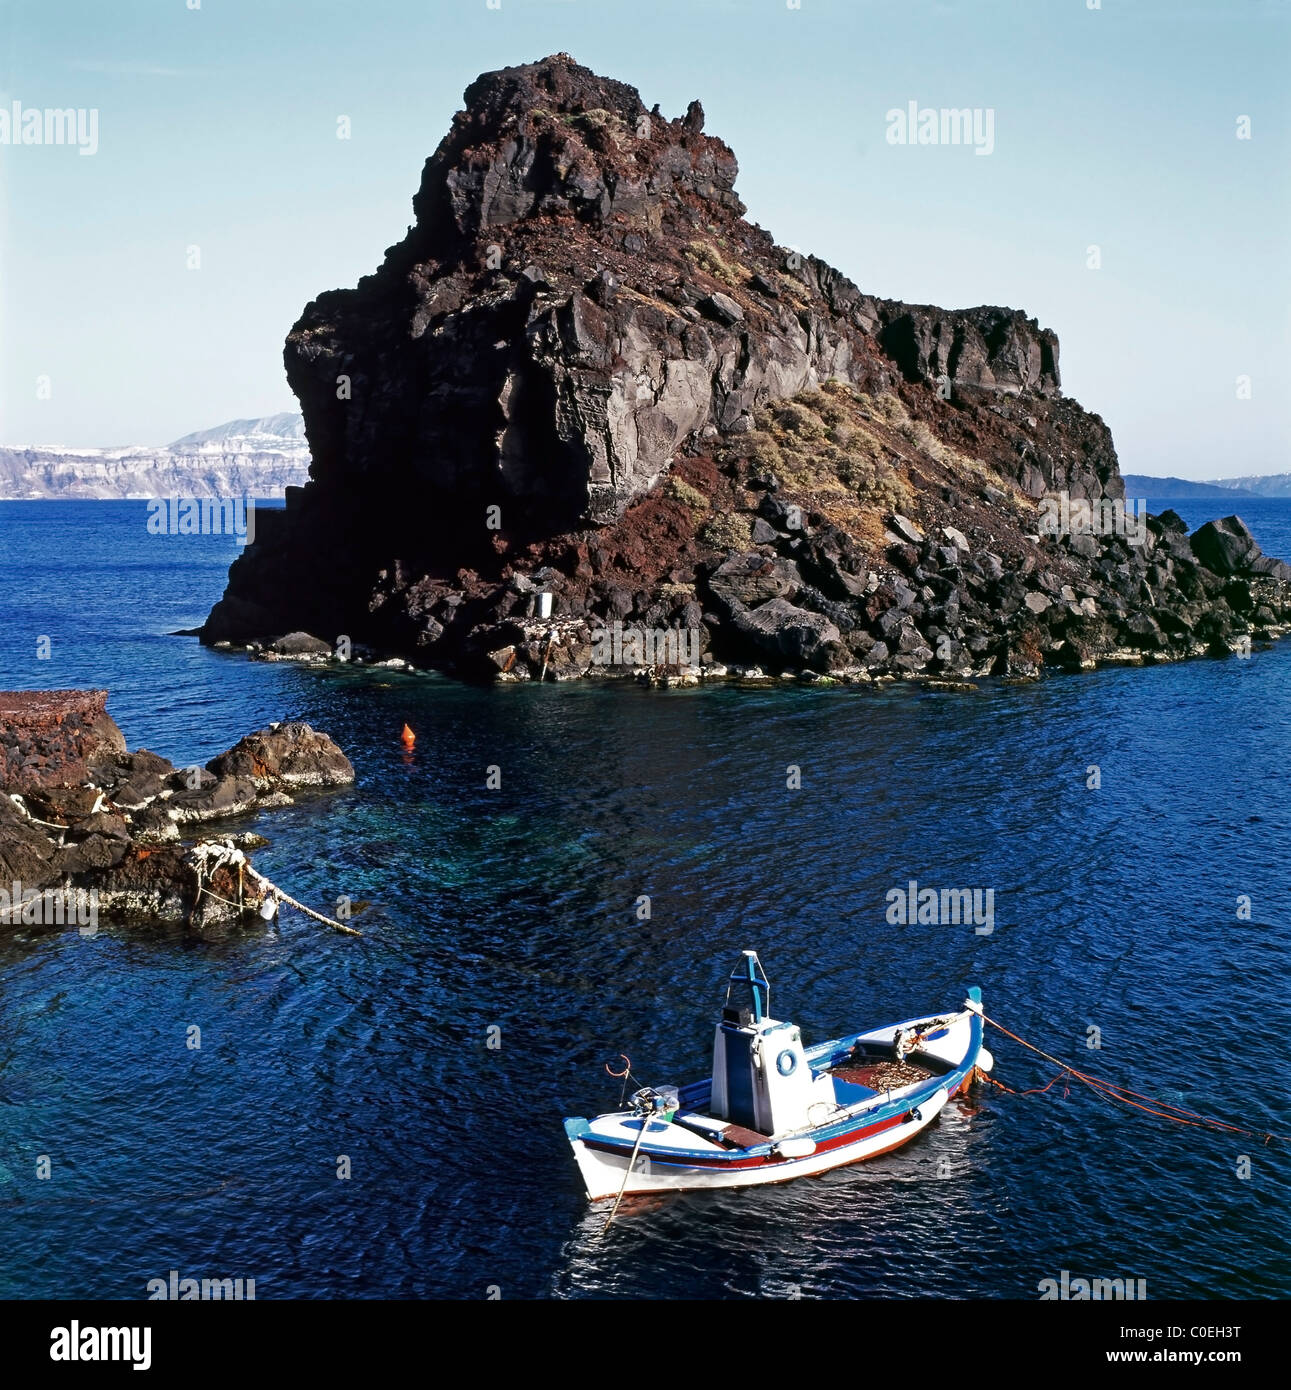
(0, 0), (1288, 480)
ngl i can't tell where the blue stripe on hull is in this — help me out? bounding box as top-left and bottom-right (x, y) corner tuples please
(568, 1012), (983, 1169)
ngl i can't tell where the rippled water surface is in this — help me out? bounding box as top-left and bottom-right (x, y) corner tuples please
(0, 500), (1288, 1299)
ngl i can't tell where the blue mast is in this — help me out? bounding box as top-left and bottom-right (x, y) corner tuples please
(725, 950), (770, 1022)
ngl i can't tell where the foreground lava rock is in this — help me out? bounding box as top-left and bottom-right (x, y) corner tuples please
(0, 691), (353, 934)
(0, 688), (126, 788)
(202, 54), (1291, 683)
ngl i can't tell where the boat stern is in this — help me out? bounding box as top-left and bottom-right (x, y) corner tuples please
(563, 1116), (627, 1202)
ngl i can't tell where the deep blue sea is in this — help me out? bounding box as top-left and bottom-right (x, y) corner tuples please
(0, 497), (1288, 1300)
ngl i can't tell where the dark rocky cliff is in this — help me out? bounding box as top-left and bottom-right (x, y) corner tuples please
(203, 54), (1291, 683)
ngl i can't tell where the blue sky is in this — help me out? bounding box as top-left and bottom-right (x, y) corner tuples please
(1, 0), (1287, 480)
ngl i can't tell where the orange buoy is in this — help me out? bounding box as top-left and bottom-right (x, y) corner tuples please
(400, 723), (415, 748)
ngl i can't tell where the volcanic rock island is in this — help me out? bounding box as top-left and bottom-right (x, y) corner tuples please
(202, 54), (1291, 684)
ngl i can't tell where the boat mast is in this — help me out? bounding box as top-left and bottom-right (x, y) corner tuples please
(726, 949), (770, 1022)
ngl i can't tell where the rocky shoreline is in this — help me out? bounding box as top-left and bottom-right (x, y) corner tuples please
(0, 690), (353, 934)
(199, 54), (1291, 686)
(207, 506), (1291, 688)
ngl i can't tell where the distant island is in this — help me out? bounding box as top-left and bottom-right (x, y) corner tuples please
(0, 414), (309, 499)
(1122, 475), (1259, 499)
(1201, 473), (1291, 498)
(1123, 474), (1290, 499)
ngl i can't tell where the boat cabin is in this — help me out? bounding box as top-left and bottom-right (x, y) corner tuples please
(709, 950), (873, 1136)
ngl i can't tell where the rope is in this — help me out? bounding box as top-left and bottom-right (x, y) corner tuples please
(539, 630), (557, 682)
(194, 884), (248, 912)
(977, 1066), (1073, 1099)
(7, 794), (71, 833)
(187, 840), (362, 937)
(601, 1110), (650, 1236)
(980, 1012), (1285, 1145)
(7, 797), (361, 942)
(244, 864), (362, 938)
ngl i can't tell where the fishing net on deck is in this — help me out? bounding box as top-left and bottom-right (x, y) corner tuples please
(832, 1059), (931, 1090)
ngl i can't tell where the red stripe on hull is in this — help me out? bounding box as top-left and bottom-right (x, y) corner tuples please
(584, 1109), (911, 1171)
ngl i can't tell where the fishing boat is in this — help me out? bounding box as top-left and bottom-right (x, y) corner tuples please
(564, 950), (993, 1202)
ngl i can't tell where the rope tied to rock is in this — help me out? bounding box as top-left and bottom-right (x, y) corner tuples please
(187, 839), (361, 937)
(7, 792), (74, 834)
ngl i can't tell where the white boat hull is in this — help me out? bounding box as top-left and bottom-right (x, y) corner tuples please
(569, 1085), (950, 1200)
(565, 1002), (988, 1200)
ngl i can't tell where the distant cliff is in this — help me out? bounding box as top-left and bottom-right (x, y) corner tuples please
(1206, 474), (1291, 499)
(1122, 475), (1259, 500)
(0, 414), (309, 499)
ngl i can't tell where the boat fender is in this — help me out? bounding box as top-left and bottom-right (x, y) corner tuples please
(978, 1047), (995, 1073)
(908, 1106), (922, 1123)
(776, 1048), (797, 1077)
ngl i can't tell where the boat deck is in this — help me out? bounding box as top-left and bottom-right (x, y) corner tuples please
(664, 1056), (938, 1151)
(830, 1058), (933, 1092)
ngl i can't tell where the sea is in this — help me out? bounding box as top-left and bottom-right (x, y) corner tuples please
(0, 496), (1287, 1300)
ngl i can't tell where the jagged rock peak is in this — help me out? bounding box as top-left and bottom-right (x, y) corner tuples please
(409, 52), (741, 243)
(462, 52), (648, 127)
